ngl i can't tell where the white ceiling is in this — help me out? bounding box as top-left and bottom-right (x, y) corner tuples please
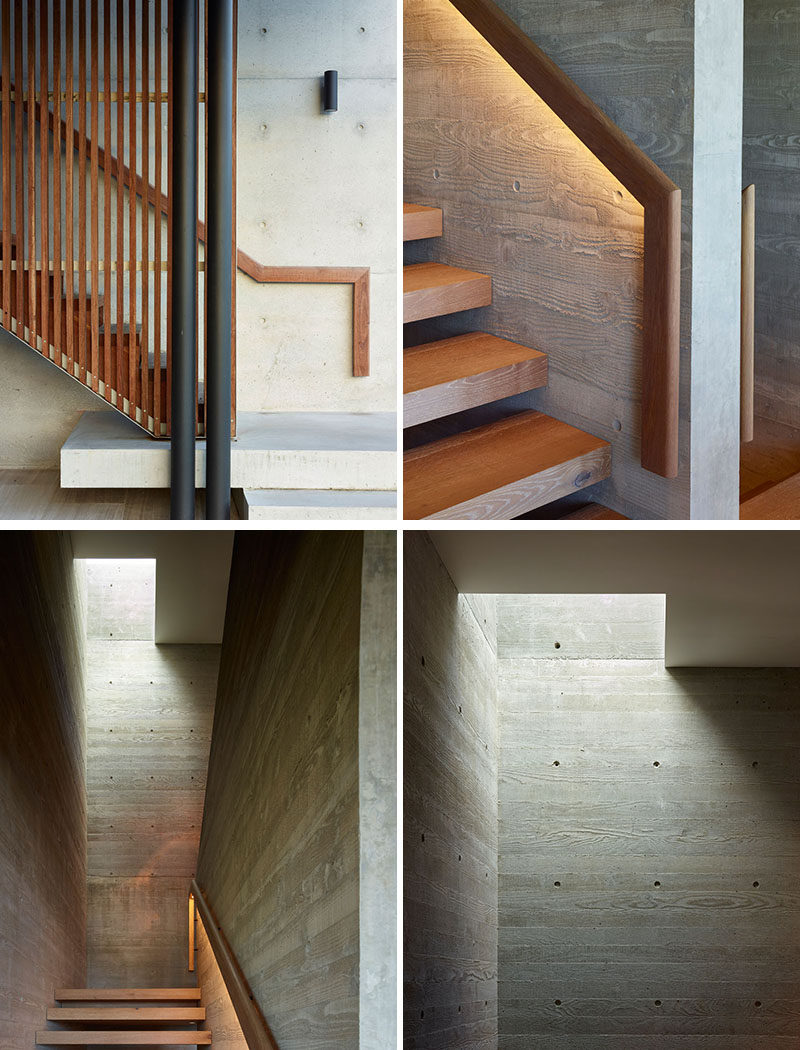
(430, 529), (800, 667)
(70, 531), (234, 644)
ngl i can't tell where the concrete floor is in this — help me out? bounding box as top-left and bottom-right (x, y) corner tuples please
(0, 470), (241, 520)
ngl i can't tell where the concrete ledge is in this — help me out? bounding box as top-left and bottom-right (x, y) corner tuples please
(61, 411), (397, 491)
(233, 488), (397, 520)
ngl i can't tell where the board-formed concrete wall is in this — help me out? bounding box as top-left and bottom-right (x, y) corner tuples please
(404, 533), (499, 1049)
(405, 0), (743, 519)
(744, 0), (800, 431)
(197, 532), (363, 1050)
(497, 593), (800, 1046)
(358, 532), (398, 1050)
(0, 533), (88, 1050)
(84, 560), (219, 987)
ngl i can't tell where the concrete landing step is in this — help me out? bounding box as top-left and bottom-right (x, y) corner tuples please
(403, 262), (491, 323)
(403, 203), (443, 241)
(60, 411), (396, 492)
(404, 410), (610, 520)
(234, 488), (397, 520)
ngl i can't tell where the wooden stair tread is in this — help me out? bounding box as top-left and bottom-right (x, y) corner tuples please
(55, 990), (202, 1002)
(403, 202), (443, 241)
(403, 262), (491, 323)
(47, 1008), (205, 1023)
(404, 410), (610, 519)
(740, 471), (800, 520)
(404, 331), (547, 426)
(36, 1033), (210, 1046)
(561, 503), (627, 520)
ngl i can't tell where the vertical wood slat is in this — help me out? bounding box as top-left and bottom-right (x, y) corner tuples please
(741, 183), (755, 445)
(141, 0), (149, 423)
(27, 0), (37, 346)
(128, 0), (136, 418)
(52, 0), (61, 360)
(103, 0), (111, 386)
(64, 0), (73, 369)
(2, 0), (11, 330)
(90, 0), (99, 389)
(166, 0), (172, 434)
(77, 0), (86, 379)
(14, 0), (24, 330)
(40, 0), (50, 353)
(153, 0), (162, 432)
(115, 0), (124, 398)
(231, 0), (237, 435)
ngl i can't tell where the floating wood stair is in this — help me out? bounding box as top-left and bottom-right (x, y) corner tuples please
(56, 990), (202, 1001)
(402, 201), (612, 518)
(404, 410), (611, 519)
(38, 988), (209, 1047)
(37, 1033), (211, 1045)
(47, 1008), (205, 1023)
(403, 262), (492, 322)
(404, 331), (548, 427)
(403, 202), (443, 241)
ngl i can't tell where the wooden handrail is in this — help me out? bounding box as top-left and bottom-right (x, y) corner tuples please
(4, 75), (370, 377)
(189, 880), (279, 1050)
(446, 0), (681, 478)
(741, 184), (755, 444)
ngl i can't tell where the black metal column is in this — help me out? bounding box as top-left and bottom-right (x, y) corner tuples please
(205, 0), (233, 520)
(170, 0), (198, 520)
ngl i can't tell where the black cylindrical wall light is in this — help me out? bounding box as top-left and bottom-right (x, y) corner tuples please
(322, 70), (338, 113)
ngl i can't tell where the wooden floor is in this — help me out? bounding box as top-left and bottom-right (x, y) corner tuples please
(0, 470), (241, 520)
(740, 416), (800, 504)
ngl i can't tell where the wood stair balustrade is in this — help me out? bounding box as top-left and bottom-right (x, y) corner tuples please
(403, 201), (613, 519)
(37, 988), (210, 1047)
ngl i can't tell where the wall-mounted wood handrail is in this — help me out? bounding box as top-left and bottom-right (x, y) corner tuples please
(446, 0), (681, 478)
(189, 880), (279, 1050)
(741, 184), (755, 444)
(3, 74), (370, 378)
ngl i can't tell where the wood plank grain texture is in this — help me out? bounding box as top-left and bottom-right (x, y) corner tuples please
(404, 331), (548, 426)
(496, 595), (800, 1045)
(404, 533), (498, 1050)
(0, 534), (87, 1050)
(197, 533), (362, 1050)
(404, 410), (610, 518)
(403, 261), (492, 322)
(404, 201), (443, 241)
(56, 990), (203, 1001)
(36, 1032), (211, 1045)
(740, 470), (800, 520)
